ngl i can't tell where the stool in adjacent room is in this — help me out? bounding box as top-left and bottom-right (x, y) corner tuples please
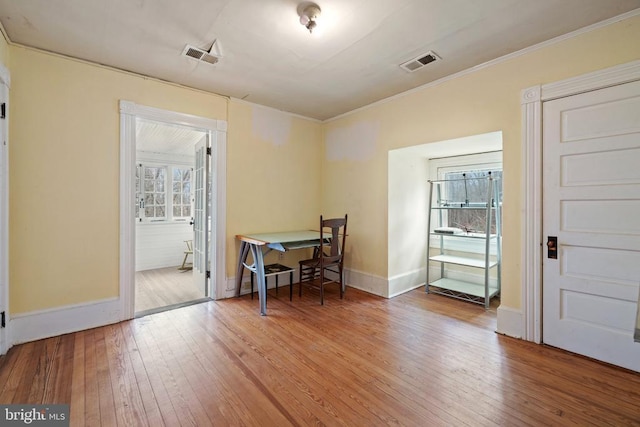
(251, 263), (295, 303)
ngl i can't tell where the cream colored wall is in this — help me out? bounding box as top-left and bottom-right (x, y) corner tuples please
(323, 15), (640, 309)
(9, 46), (227, 314)
(5, 14), (639, 319)
(226, 100), (323, 275)
(0, 30), (9, 67)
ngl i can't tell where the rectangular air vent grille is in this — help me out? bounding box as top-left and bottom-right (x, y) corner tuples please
(400, 51), (440, 73)
(182, 44), (220, 66)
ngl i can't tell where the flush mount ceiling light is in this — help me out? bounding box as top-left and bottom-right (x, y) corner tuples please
(298, 3), (321, 33)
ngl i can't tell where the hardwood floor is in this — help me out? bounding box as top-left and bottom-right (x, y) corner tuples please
(1, 286), (639, 426)
(135, 267), (204, 314)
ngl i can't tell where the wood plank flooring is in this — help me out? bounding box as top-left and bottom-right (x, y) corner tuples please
(1, 286), (639, 426)
(135, 267), (204, 313)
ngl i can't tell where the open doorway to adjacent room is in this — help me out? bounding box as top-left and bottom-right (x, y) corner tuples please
(134, 118), (210, 316)
(120, 100), (227, 321)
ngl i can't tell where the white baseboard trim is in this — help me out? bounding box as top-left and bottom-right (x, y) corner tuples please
(224, 267), (389, 299)
(223, 266), (496, 301)
(388, 268), (425, 298)
(344, 268), (387, 297)
(11, 297), (122, 345)
(496, 305), (524, 339)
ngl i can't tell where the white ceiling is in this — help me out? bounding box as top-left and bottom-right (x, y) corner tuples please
(136, 118), (205, 157)
(0, 0), (638, 120)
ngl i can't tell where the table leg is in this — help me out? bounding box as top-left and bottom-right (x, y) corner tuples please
(249, 243), (267, 315)
(235, 241), (250, 297)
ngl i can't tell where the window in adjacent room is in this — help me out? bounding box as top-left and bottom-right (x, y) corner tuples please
(136, 163), (192, 222)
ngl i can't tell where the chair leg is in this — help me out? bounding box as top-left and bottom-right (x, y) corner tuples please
(250, 272), (254, 300)
(289, 271), (293, 301)
(320, 267), (324, 305)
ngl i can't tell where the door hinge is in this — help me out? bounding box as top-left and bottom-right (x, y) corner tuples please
(206, 147), (212, 156)
(0, 103), (5, 119)
(206, 270), (211, 279)
(1, 311), (5, 328)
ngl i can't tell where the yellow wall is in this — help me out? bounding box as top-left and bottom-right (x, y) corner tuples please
(6, 14), (640, 317)
(9, 46), (227, 313)
(226, 100), (323, 273)
(323, 15), (640, 308)
(8, 46), (323, 315)
(0, 30), (9, 67)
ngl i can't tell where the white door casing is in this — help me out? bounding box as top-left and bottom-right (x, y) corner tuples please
(542, 80), (640, 372)
(119, 101), (227, 320)
(0, 67), (9, 355)
(192, 135), (210, 296)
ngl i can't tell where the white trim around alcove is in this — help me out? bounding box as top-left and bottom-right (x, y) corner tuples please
(516, 59), (640, 343)
(119, 101), (227, 320)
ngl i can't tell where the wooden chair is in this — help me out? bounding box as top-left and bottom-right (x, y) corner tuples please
(179, 240), (193, 270)
(298, 214), (348, 305)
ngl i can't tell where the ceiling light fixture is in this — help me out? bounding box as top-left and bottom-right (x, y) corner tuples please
(299, 3), (321, 34)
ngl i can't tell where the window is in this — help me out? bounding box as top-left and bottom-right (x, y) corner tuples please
(440, 169), (502, 234)
(429, 152), (502, 253)
(136, 163), (192, 222)
(172, 167), (192, 219)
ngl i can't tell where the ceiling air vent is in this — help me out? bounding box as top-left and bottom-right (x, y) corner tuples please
(182, 42), (221, 66)
(400, 51), (440, 73)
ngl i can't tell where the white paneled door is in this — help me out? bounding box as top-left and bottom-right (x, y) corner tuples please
(542, 80), (640, 372)
(192, 135), (210, 296)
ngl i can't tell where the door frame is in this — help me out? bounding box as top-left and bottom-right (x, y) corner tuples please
(520, 59), (640, 343)
(119, 101), (227, 320)
(0, 63), (9, 355)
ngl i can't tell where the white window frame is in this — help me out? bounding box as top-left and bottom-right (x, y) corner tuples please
(428, 151), (502, 254)
(136, 162), (193, 223)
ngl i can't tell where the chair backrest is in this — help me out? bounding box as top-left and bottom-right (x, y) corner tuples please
(319, 214), (348, 266)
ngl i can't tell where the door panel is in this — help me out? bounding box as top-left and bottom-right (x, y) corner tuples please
(192, 135), (210, 296)
(542, 79), (640, 372)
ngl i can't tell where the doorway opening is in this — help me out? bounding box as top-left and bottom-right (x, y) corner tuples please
(119, 101), (227, 321)
(134, 118), (209, 316)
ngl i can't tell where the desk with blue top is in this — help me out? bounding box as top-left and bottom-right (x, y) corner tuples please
(236, 230), (328, 315)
